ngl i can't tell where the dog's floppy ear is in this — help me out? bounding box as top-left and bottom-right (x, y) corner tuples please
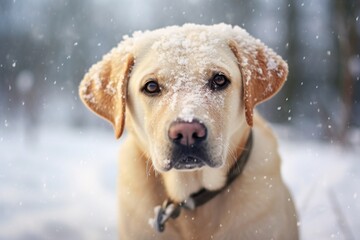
(79, 44), (134, 139)
(229, 30), (288, 126)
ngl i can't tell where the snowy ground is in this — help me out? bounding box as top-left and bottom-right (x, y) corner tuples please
(0, 124), (359, 240)
(278, 127), (360, 240)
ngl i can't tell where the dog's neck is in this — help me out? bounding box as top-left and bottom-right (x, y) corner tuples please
(161, 126), (251, 202)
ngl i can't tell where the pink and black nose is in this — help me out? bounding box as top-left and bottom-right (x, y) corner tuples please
(168, 120), (207, 146)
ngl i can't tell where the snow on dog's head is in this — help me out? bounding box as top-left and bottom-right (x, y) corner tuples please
(79, 23), (288, 172)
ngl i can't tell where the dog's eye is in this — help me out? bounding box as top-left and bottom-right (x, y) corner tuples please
(209, 73), (230, 91)
(143, 80), (161, 96)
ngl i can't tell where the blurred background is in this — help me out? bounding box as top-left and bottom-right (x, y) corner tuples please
(0, 0), (359, 239)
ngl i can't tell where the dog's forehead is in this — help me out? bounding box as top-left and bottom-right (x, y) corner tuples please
(133, 24), (231, 55)
(131, 24), (238, 80)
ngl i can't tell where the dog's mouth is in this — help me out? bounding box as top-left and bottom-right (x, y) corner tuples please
(173, 156), (206, 170)
(167, 144), (216, 171)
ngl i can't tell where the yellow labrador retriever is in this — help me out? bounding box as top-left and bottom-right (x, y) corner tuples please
(79, 24), (298, 239)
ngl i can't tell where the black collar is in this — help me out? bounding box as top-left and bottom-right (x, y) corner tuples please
(149, 130), (254, 232)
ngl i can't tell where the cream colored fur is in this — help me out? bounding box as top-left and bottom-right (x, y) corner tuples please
(79, 24), (299, 240)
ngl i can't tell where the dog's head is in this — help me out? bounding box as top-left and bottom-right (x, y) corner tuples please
(79, 24), (287, 172)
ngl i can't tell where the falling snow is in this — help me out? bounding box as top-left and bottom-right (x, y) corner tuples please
(0, 0), (359, 239)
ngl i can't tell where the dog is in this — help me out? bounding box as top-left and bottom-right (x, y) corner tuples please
(79, 23), (298, 239)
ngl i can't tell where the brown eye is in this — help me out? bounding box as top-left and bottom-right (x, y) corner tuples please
(209, 73), (230, 91)
(143, 80), (161, 96)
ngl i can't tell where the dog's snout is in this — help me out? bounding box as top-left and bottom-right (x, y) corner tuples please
(168, 121), (207, 146)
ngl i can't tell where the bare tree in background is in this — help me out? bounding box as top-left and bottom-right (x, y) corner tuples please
(330, 0), (360, 143)
(284, 0), (301, 121)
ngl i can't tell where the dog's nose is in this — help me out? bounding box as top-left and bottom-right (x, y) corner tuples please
(168, 121), (207, 146)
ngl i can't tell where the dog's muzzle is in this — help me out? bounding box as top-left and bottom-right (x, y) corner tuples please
(168, 120), (211, 170)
